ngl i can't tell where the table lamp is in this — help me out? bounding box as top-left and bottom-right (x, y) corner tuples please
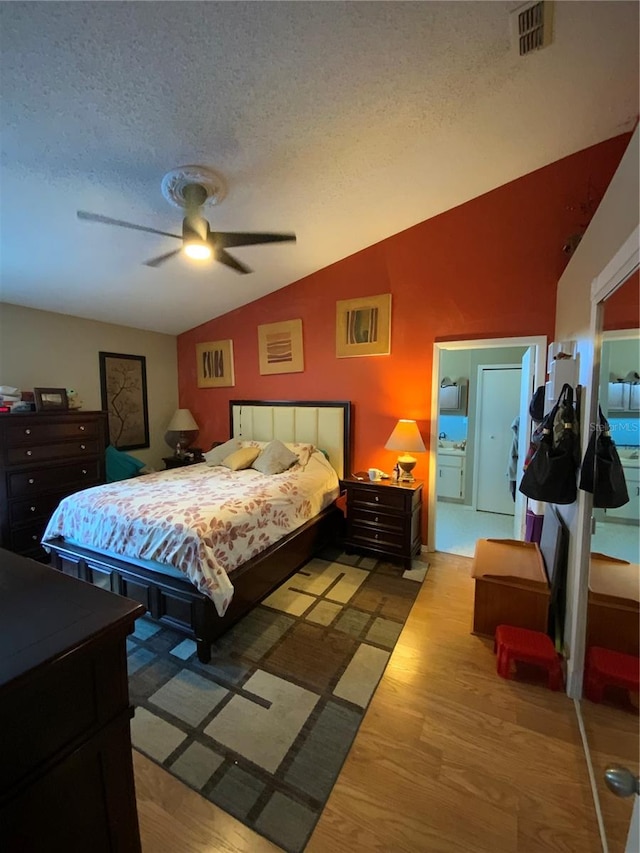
(165, 408), (199, 457)
(385, 419), (426, 481)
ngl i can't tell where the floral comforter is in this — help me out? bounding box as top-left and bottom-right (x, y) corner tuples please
(42, 451), (339, 616)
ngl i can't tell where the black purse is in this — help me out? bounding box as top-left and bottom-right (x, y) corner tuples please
(579, 406), (629, 508)
(519, 384), (580, 505)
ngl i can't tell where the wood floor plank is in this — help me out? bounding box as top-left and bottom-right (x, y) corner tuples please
(134, 551), (603, 853)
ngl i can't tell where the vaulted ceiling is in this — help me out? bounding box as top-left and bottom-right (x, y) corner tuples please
(1, 1), (638, 334)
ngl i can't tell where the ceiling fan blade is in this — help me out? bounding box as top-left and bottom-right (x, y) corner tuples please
(216, 248), (252, 274)
(143, 248), (182, 268)
(215, 231), (296, 249)
(78, 211), (181, 240)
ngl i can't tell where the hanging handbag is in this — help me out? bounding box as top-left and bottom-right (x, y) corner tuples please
(578, 405), (629, 508)
(519, 383), (580, 504)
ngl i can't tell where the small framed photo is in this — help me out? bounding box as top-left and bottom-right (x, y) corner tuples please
(258, 319), (304, 375)
(336, 293), (391, 358)
(33, 387), (69, 412)
(196, 340), (235, 388)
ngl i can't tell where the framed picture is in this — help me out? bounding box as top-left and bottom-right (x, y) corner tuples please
(99, 352), (150, 450)
(33, 387), (69, 412)
(336, 293), (392, 358)
(196, 340), (235, 388)
(258, 319), (304, 375)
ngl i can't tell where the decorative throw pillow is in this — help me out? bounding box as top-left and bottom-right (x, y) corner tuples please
(241, 439), (315, 467)
(203, 438), (240, 467)
(252, 439), (298, 475)
(221, 446), (261, 471)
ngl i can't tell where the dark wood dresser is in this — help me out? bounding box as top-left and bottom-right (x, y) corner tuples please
(0, 411), (108, 560)
(342, 476), (423, 568)
(0, 548), (145, 852)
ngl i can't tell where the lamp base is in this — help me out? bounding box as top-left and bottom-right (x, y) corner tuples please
(397, 457), (417, 482)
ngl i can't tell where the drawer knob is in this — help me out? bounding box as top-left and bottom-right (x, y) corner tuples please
(28, 477), (35, 484)
(374, 532), (379, 539)
(375, 516), (379, 523)
(82, 469), (87, 475)
(24, 428), (31, 435)
(374, 496), (379, 502)
(26, 450), (32, 457)
(30, 506), (36, 512)
(80, 444), (86, 450)
(79, 425), (85, 431)
(31, 534), (38, 541)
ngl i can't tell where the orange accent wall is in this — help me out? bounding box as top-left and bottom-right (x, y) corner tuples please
(177, 133), (631, 537)
(603, 269), (639, 331)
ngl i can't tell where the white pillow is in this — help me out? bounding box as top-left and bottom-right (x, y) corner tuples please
(251, 440), (298, 475)
(240, 439), (315, 467)
(203, 438), (241, 467)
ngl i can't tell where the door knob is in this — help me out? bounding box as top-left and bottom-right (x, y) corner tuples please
(604, 765), (640, 798)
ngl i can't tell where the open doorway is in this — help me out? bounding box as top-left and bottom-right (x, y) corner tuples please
(429, 336), (547, 556)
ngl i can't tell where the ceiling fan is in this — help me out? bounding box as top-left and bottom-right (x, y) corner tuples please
(77, 166), (296, 274)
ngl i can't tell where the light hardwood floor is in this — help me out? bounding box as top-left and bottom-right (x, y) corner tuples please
(134, 552), (603, 852)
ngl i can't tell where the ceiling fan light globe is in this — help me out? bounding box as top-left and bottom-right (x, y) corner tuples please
(184, 241), (212, 261)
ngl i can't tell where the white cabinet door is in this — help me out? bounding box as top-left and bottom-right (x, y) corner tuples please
(438, 457), (464, 499)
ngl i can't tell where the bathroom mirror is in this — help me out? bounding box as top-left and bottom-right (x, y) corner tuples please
(581, 268), (639, 852)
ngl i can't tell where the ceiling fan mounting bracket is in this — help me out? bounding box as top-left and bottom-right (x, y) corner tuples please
(161, 165), (227, 210)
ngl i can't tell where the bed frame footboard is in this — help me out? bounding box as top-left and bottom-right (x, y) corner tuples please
(45, 505), (342, 663)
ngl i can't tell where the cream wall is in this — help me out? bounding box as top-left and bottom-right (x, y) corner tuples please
(0, 303), (178, 469)
(554, 125), (639, 692)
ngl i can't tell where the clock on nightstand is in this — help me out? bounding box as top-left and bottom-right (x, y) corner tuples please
(341, 476), (423, 569)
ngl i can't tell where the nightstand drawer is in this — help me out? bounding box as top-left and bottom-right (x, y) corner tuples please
(348, 507), (404, 535)
(348, 525), (406, 553)
(348, 484), (408, 511)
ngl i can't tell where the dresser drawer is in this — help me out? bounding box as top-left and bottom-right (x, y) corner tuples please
(10, 491), (70, 525)
(9, 461), (102, 498)
(10, 520), (51, 554)
(7, 439), (100, 466)
(5, 419), (99, 446)
(347, 484), (408, 511)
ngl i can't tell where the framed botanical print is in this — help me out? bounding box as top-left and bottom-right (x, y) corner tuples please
(336, 293), (391, 358)
(258, 319), (304, 375)
(196, 340), (235, 388)
(99, 352), (150, 450)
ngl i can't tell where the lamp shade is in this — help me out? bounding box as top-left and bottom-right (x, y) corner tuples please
(384, 419), (426, 453)
(165, 408), (200, 454)
(166, 408), (199, 433)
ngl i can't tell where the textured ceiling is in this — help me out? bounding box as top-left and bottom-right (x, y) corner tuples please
(1, 1), (638, 335)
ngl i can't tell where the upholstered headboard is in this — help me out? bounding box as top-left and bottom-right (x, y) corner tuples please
(229, 400), (351, 479)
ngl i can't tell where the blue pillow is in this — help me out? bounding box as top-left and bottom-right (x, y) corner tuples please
(105, 444), (146, 482)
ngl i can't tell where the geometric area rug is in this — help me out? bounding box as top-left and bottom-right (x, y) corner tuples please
(127, 547), (428, 853)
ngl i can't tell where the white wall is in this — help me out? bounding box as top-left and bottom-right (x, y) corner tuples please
(554, 126), (639, 690)
(0, 303), (178, 469)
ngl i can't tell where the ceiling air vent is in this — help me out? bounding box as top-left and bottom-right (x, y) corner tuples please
(511, 1), (553, 56)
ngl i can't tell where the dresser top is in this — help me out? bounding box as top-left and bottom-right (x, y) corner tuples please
(0, 548), (145, 688)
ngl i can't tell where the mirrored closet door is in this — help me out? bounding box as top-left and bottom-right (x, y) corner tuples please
(581, 268), (639, 852)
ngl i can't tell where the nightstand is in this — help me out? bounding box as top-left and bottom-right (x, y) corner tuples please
(162, 452), (204, 470)
(342, 476), (423, 568)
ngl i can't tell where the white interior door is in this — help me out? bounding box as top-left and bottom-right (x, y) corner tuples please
(514, 347), (536, 538)
(474, 365), (521, 515)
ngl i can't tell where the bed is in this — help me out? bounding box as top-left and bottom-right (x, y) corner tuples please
(587, 552), (640, 656)
(43, 400), (352, 662)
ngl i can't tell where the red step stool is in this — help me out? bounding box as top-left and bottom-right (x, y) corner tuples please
(494, 624), (563, 691)
(584, 646), (640, 703)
